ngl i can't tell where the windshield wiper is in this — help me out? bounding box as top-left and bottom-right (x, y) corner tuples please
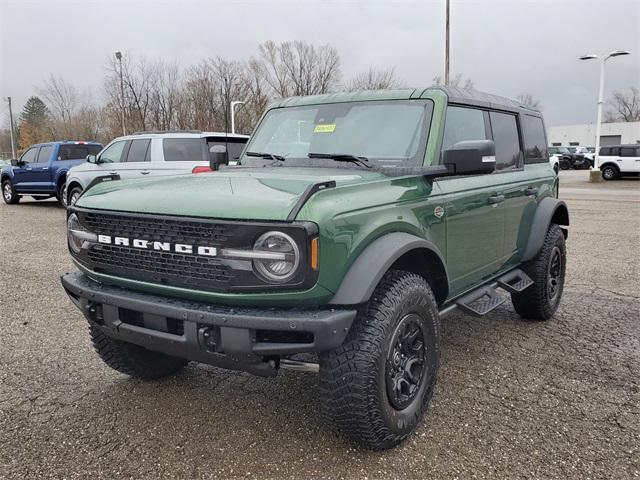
(307, 152), (371, 168)
(245, 151), (286, 162)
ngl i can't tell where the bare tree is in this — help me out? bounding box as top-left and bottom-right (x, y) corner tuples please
(37, 74), (82, 137)
(258, 40), (341, 97)
(604, 86), (640, 122)
(432, 73), (475, 92)
(105, 54), (158, 133)
(348, 67), (401, 91)
(516, 93), (543, 111)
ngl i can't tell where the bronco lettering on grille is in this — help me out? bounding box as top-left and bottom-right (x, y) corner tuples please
(97, 235), (217, 257)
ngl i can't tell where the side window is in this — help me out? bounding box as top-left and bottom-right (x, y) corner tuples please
(621, 147), (640, 157)
(125, 139), (151, 162)
(489, 111), (521, 171)
(98, 141), (127, 163)
(441, 106), (488, 151)
(163, 138), (203, 161)
(36, 145), (54, 163)
(522, 115), (547, 162)
(20, 147), (38, 164)
(599, 147), (611, 156)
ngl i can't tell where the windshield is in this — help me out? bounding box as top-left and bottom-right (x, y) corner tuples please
(242, 100), (433, 168)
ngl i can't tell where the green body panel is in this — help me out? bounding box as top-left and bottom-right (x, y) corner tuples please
(72, 87), (557, 308)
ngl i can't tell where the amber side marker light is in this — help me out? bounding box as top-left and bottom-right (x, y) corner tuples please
(310, 237), (319, 271)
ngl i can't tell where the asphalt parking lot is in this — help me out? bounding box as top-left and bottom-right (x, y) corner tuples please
(0, 170), (638, 479)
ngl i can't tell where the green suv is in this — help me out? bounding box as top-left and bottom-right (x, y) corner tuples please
(61, 86), (569, 449)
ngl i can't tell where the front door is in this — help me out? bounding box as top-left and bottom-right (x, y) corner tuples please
(437, 105), (506, 295)
(30, 144), (55, 191)
(12, 146), (39, 190)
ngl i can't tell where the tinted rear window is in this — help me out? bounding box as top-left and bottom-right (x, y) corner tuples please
(163, 138), (204, 162)
(621, 147), (640, 157)
(58, 144), (102, 160)
(522, 114), (547, 162)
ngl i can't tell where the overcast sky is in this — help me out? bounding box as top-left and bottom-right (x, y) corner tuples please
(1, 0), (638, 128)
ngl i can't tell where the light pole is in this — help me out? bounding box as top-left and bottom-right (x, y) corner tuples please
(444, 0), (450, 85)
(230, 100), (245, 134)
(579, 50), (630, 181)
(115, 51), (126, 136)
(5, 97), (17, 159)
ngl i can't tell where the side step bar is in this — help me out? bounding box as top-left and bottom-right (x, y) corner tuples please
(447, 268), (533, 318)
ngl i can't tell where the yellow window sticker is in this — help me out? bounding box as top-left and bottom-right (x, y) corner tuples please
(314, 124), (336, 133)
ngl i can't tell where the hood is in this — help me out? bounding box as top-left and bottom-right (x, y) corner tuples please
(75, 167), (387, 221)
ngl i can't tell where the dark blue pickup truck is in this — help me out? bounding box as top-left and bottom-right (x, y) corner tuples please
(1, 141), (103, 206)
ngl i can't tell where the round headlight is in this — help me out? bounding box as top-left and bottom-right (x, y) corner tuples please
(67, 213), (95, 254)
(253, 231), (300, 283)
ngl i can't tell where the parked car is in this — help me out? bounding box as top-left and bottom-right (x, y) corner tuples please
(1, 141), (103, 206)
(549, 146), (572, 170)
(574, 146), (595, 164)
(62, 86), (568, 450)
(599, 145), (640, 180)
(65, 131), (249, 205)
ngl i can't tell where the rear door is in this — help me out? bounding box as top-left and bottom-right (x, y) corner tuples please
(620, 146), (640, 173)
(116, 138), (153, 179)
(12, 147), (39, 190)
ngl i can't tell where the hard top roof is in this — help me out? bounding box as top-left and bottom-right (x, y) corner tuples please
(270, 86), (540, 114)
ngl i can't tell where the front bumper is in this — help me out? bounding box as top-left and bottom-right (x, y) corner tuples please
(61, 271), (356, 376)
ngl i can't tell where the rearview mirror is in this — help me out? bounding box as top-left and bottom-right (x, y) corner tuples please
(442, 140), (496, 175)
(10, 158), (20, 167)
(209, 145), (229, 171)
(86, 154), (98, 164)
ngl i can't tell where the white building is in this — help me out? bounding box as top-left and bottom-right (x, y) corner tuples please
(548, 121), (640, 147)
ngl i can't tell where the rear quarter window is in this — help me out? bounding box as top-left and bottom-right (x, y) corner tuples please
(522, 114), (548, 163)
(162, 138), (204, 162)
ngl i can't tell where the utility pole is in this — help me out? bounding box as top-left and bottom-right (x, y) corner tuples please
(115, 51), (126, 136)
(445, 0), (450, 85)
(6, 97), (17, 159)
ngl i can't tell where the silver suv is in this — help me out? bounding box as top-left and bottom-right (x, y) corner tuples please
(65, 131), (249, 205)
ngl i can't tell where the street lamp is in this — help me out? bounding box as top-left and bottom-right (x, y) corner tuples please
(579, 50), (631, 180)
(115, 51), (126, 136)
(230, 100), (246, 134)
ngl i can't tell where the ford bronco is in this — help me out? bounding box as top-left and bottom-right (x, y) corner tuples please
(61, 86), (569, 450)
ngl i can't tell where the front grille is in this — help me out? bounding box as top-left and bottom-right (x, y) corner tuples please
(79, 211), (237, 291)
(72, 209), (316, 293)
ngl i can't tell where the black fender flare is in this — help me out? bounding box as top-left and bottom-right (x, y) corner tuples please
(329, 232), (449, 305)
(522, 197), (569, 262)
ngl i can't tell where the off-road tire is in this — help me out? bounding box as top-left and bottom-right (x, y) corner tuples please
(601, 165), (619, 181)
(89, 325), (188, 379)
(512, 224), (566, 320)
(319, 270), (440, 450)
(2, 179), (19, 204)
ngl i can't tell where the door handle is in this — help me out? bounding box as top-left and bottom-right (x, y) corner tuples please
(524, 187), (538, 196)
(109, 171), (117, 175)
(25, 167), (32, 171)
(488, 194), (505, 205)
(140, 171), (150, 175)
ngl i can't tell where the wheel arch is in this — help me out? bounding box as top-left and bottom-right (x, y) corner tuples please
(522, 197), (569, 262)
(55, 170), (68, 190)
(329, 232), (449, 306)
(599, 162), (620, 173)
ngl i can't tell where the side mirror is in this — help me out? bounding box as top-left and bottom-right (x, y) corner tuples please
(209, 146), (229, 171)
(442, 140), (496, 175)
(86, 154), (98, 164)
(10, 159), (20, 167)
